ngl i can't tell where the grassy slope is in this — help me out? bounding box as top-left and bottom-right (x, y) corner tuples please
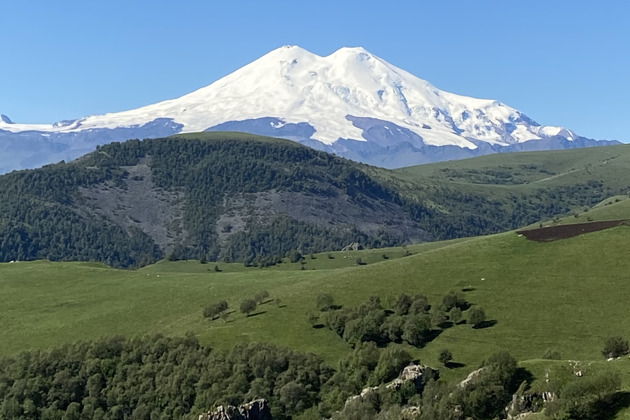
(394, 144), (630, 188)
(386, 144), (630, 209)
(2, 225), (630, 370)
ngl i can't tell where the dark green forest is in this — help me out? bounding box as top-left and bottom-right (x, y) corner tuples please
(0, 334), (529, 420)
(1, 334), (615, 420)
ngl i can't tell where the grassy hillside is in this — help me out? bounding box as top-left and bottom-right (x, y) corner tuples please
(394, 143), (630, 189)
(383, 144), (630, 236)
(2, 224), (629, 369)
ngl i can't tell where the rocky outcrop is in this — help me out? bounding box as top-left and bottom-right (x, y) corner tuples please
(341, 242), (363, 251)
(199, 399), (272, 420)
(345, 364), (438, 405)
(458, 367), (486, 388)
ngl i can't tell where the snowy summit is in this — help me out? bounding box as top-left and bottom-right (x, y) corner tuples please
(0, 46), (617, 172)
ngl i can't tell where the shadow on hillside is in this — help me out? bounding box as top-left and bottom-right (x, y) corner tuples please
(311, 324), (326, 329)
(445, 362), (465, 369)
(512, 368), (534, 389)
(473, 319), (498, 329)
(247, 311), (267, 318)
(438, 321), (454, 329)
(596, 391), (630, 420)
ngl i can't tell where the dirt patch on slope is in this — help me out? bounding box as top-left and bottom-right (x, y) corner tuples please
(517, 219), (630, 241)
(77, 157), (187, 254)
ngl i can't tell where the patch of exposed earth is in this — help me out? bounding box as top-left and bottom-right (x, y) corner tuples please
(517, 219), (630, 241)
(77, 157), (187, 254)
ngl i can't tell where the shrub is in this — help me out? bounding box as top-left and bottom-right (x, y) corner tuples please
(542, 348), (562, 360)
(203, 300), (228, 320)
(254, 290), (270, 304)
(468, 306), (486, 328)
(602, 336), (629, 359)
(240, 299), (257, 316)
(449, 307), (462, 324)
(317, 293), (335, 311)
(438, 349), (453, 366)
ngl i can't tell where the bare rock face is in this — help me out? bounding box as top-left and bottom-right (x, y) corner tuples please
(458, 367), (486, 388)
(198, 399), (272, 420)
(346, 364), (438, 406)
(341, 242), (363, 251)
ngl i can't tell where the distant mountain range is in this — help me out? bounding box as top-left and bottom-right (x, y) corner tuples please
(0, 45), (619, 173)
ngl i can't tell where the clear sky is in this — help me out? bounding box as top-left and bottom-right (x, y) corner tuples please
(1, 0), (628, 141)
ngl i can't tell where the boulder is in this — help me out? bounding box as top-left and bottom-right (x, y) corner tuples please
(199, 399), (272, 420)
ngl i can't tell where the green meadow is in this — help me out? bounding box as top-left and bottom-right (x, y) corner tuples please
(2, 225), (630, 378)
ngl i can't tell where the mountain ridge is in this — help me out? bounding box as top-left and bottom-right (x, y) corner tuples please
(0, 46), (619, 172)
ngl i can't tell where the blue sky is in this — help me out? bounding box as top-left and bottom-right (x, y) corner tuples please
(1, 0), (628, 141)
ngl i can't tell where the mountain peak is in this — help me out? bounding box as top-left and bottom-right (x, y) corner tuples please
(1, 114), (13, 124)
(331, 46), (371, 55)
(0, 45), (613, 174)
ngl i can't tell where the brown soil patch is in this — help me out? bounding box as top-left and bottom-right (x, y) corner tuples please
(517, 219), (630, 242)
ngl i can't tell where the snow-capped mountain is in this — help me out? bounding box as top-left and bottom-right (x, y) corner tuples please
(0, 46), (618, 172)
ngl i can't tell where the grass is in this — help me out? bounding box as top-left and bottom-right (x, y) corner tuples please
(394, 143), (630, 189)
(383, 144), (630, 216)
(3, 230), (630, 418)
(2, 226), (630, 371)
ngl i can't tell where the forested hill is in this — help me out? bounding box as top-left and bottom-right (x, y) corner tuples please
(0, 133), (430, 268)
(1, 133), (627, 268)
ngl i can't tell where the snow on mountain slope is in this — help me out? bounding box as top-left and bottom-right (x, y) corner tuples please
(0, 45), (617, 172)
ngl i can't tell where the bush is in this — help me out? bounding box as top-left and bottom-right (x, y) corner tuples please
(602, 336), (629, 358)
(438, 349), (453, 366)
(468, 306), (486, 328)
(542, 348), (562, 360)
(370, 347), (412, 385)
(395, 293), (412, 315)
(254, 290), (270, 304)
(401, 314), (431, 346)
(240, 299), (257, 316)
(449, 307), (462, 324)
(203, 300), (228, 320)
(317, 293), (335, 311)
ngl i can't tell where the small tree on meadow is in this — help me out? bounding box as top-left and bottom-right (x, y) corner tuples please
(317, 293), (335, 311)
(431, 308), (448, 329)
(438, 349), (453, 366)
(449, 307), (462, 324)
(255, 290), (270, 304)
(395, 293), (413, 315)
(240, 299), (257, 317)
(602, 336), (629, 359)
(468, 306), (486, 328)
(203, 300), (228, 320)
